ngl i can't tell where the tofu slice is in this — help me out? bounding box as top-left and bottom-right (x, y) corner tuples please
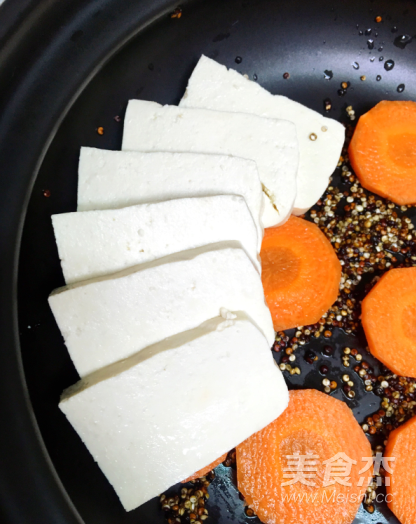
(49, 243), (275, 376)
(77, 148), (264, 248)
(180, 55), (345, 216)
(52, 194), (260, 284)
(121, 100), (298, 227)
(59, 311), (289, 512)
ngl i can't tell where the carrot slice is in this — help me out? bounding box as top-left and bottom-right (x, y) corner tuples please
(237, 389), (372, 524)
(385, 415), (416, 524)
(182, 453), (227, 483)
(260, 217), (341, 331)
(362, 267), (416, 378)
(349, 100), (416, 205)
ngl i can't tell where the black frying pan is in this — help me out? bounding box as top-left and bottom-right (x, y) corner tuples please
(1, 0), (415, 522)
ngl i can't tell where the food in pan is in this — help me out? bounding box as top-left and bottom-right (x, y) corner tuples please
(180, 55), (345, 216)
(52, 194), (261, 283)
(349, 100), (416, 205)
(59, 312), (289, 511)
(362, 267), (416, 379)
(384, 415), (416, 524)
(77, 148), (264, 246)
(48, 56), (416, 523)
(237, 390), (372, 524)
(49, 243), (274, 376)
(261, 216), (341, 331)
(122, 99), (299, 227)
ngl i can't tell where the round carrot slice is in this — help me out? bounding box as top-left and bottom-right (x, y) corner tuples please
(385, 415), (416, 524)
(362, 267), (416, 378)
(182, 453), (227, 483)
(260, 217), (341, 331)
(237, 390), (372, 524)
(349, 100), (416, 205)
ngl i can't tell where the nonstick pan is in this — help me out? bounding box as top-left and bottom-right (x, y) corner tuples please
(1, 0), (415, 522)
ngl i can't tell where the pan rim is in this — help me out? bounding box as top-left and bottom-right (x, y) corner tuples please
(0, 1), (180, 522)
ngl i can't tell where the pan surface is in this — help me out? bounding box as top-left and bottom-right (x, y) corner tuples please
(1, 0), (415, 522)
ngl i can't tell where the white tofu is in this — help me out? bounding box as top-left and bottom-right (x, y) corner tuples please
(52, 194), (260, 284)
(180, 55), (345, 216)
(77, 148), (264, 248)
(59, 312), (289, 512)
(122, 100), (298, 227)
(49, 243), (275, 377)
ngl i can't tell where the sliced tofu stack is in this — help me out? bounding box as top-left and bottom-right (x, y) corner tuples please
(49, 243), (274, 377)
(52, 194), (260, 284)
(180, 55), (345, 216)
(59, 311), (289, 511)
(78, 148), (264, 247)
(121, 100), (299, 227)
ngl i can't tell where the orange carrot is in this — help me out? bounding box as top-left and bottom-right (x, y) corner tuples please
(260, 217), (341, 331)
(384, 415), (416, 524)
(182, 453), (227, 483)
(362, 267), (416, 378)
(349, 100), (416, 205)
(237, 390), (372, 524)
